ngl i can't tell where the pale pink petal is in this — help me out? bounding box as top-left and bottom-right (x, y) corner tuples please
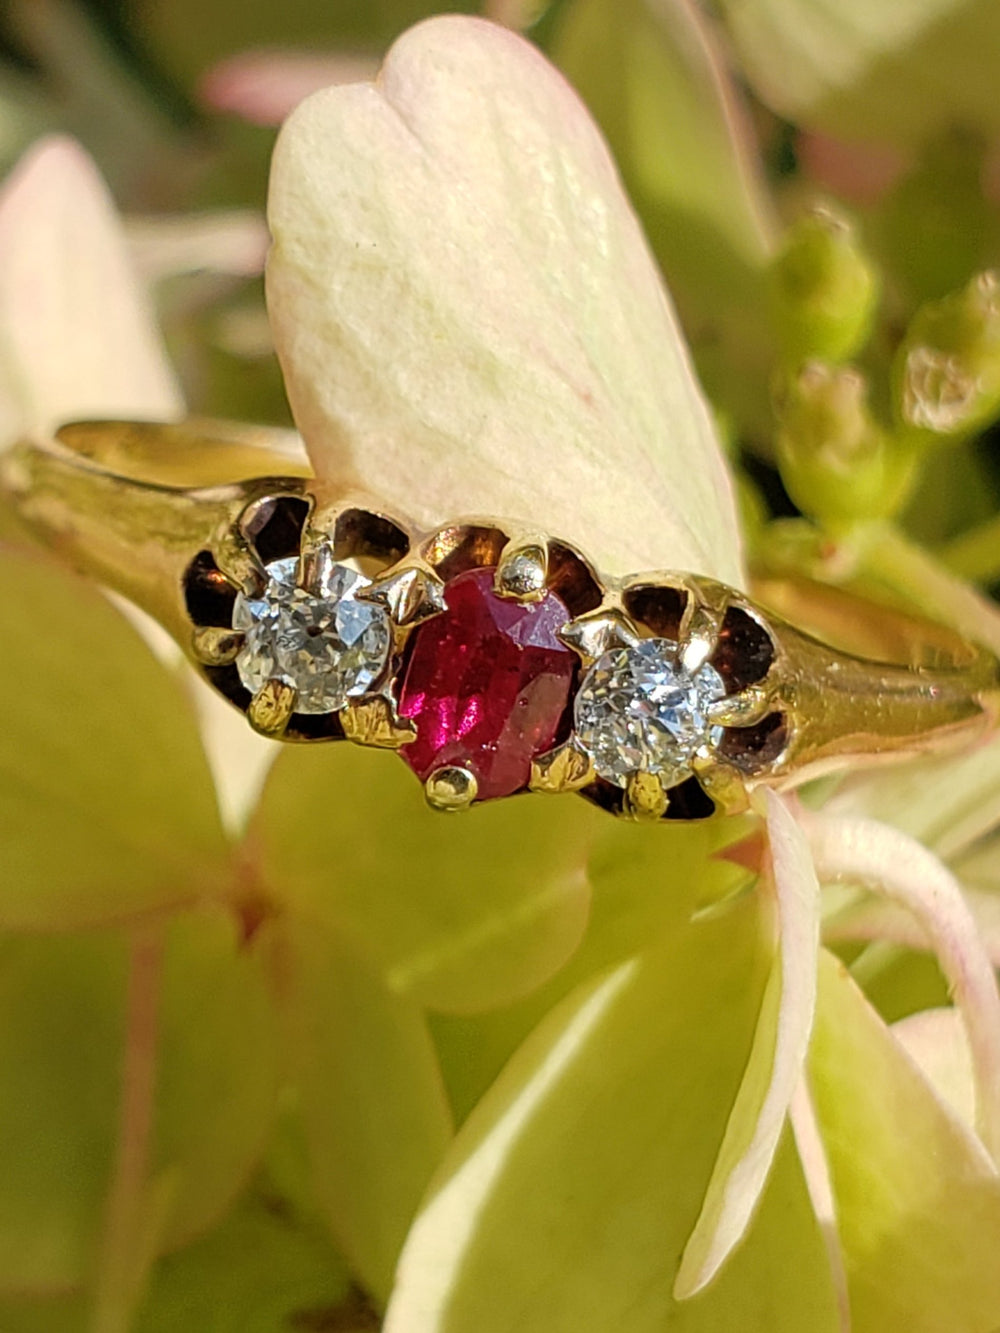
(796, 130), (909, 205)
(822, 731), (1000, 861)
(893, 1008), (976, 1133)
(267, 16), (744, 585)
(788, 1079), (850, 1332)
(126, 212), (269, 282)
(824, 883), (1000, 969)
(200, 49), (380, 126)
(0, 137), (182, 447)
(675, 790), (819, 1296)
(805, 811), (1000, 1164)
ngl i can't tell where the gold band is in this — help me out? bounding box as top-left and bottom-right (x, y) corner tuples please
(3, 419), (998, 821)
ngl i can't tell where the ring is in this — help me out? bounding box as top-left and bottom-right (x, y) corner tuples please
(4, 419), (998, 821)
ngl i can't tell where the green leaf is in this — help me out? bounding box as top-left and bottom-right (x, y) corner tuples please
(268, 915), (453, 1304)
(253, 742), (599, 1014)
(0, 548), (231, 929)
(717, 0), (1000, 149)
(0, 911), (277, 1301)
(552, 0), (778, 437)
(384, 895), (840, 1333)
(809, 950), (1000, 1331)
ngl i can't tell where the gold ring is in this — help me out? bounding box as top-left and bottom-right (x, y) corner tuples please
(4, 419), (998, 822)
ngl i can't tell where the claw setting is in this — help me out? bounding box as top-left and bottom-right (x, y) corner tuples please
(184, 498), (785, 820)
(573, 639), (727, 789)
(232, 546), (392, 713)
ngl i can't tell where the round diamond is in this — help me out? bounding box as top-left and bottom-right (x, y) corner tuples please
(574, 638), (726, 787)
(232, 553), (391, 713)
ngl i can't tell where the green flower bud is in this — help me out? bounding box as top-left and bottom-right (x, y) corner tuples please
(775, 362), (916, 527)
(771, 206), (880, 364)
(894, 270), (1000, 444)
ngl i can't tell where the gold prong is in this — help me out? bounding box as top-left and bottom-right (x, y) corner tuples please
(678, 591), (727, 672)
(424, 765), (478, 812)
(192, 625), (244, 667)
(340, 695), (416, 750)
(248, 679), (297, 737)
(559, 610), (639, 665)
(495, 536), (549, 602)
(623, 770), (669, 821)
(360, 563), (446, 627)
(214, 528), (265, 593)
(529, 738), (596, 794)
(692, 751), (749, 815)
(706, 685), (773, 728)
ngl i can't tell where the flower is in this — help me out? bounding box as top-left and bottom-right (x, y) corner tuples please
(1, 12), (1000, 1333)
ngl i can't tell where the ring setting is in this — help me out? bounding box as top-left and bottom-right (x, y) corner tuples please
(5, 419), (998, 822)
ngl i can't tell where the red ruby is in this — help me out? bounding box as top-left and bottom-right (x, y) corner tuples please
(397, 567), (576, 800)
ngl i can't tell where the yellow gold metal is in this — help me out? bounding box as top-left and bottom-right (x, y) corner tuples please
(495, 536), (549, 602)
(706, 684), (774, 728)
(191, 625), (244, 667)
(529, 739), (596, 794)
(692, 751), (750, 816)
(624, 771), (670, 821)
(425, 766), (479, 812)
(248, 679), (297, 737)
(213, 527), (264, 593)
(559, 608), (638, 664)
(4, 419), (999, 824)
(340, 695), (416, 750)
(360, 562), (446, 627)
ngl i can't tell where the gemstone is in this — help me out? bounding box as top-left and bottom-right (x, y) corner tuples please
(232, 550), (391, 713)
(574, 638), (726, 787)
(397, 567), (576, 800)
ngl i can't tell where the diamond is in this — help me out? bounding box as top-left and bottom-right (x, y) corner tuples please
(574, 638), (726, 787)
(233, 550), (391, 713)
(397, 567), (576, 800)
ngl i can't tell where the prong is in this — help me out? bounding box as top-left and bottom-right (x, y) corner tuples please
(248, 679), (297, 737)
(530, 738), (596, 794)
(214, 528), (265, 594)
(559, 610), (639, 665)
(191, 625), (244, 667)
(360, 563), (446, 627)
(692, 751), (749, 815)
(340, 695), (416, 750)
(495, 536), (549, 603)
(706, 685), (773, 728)
(624, 770), (669, 820)
(297, 537), (334, 593)
(678, 587), (728, 672)
(425, 765), (478, 812)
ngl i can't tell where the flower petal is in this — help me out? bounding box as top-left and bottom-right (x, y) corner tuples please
(266, 16), (743, 584)
(809, 951), (1000, 1331)
(716, 0), (1000, 149)
(892, 1007), (976, 1131)
(199, 49), (379, 125)
(383, 894), (839, 1333)
(0, 137), (182, 447)
(675, 790), (820, 1297)
(805, 810), (1000, 1163)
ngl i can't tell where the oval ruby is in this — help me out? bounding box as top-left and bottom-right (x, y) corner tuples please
(397, 567), (576, 800)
